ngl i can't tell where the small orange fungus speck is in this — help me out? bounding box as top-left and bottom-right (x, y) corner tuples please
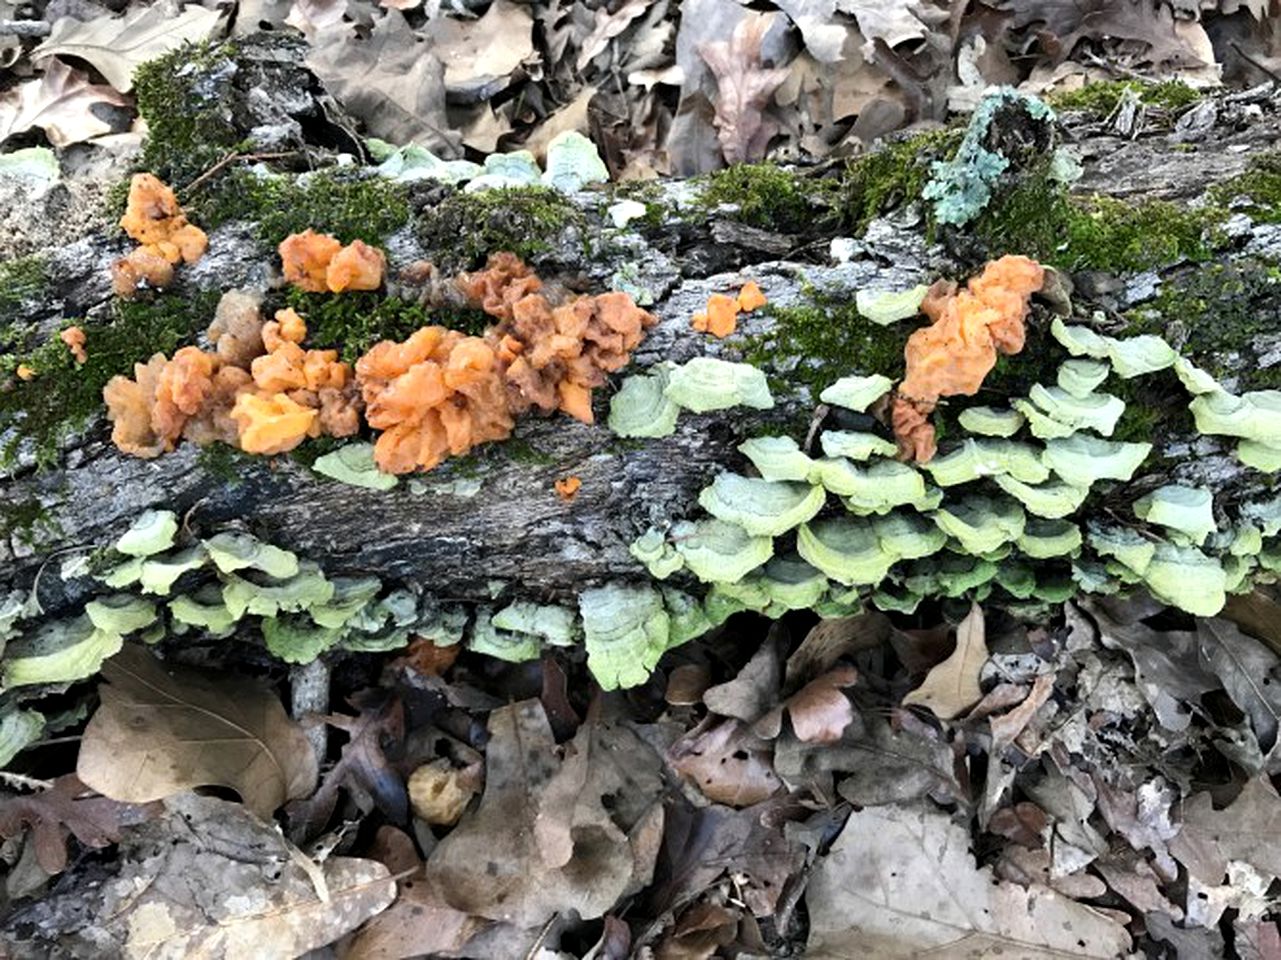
(736, 280), (767, 312)
(556, 476), (582, 500)
(60, 327), (87, 364)
(16, 364), (36, 381)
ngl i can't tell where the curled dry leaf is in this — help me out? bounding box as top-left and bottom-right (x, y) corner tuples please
(697, 13), (791, 164)
(756, 666), (858, 743)
(902, 602), (989, 720)
(76, 645), (318, 818)
(0, 58), (127, 147)
(669, 717), (783, 806)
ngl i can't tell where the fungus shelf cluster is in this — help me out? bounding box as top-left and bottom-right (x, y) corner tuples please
(612, 260), (1281, 624)
(111, 174), (208, 298)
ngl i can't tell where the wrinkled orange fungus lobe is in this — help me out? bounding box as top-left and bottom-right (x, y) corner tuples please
(231, 392), (319, 455)
(16, 364), (36, 381)
(112, 174), (207, 298)
(555, 476), (582, 500)
(60, 327), (87, 364)
(691, 283), (764, 339)
(736, 280), (767, 312)
(894, 255), (1044, 462)
(278, 231), (386, 293)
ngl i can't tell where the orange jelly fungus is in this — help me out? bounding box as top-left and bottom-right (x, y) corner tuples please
(103, 292), (359, 459)
(59, 326), (87, 364)
(555, 475), (582, 500)
(278, 231), (386, 293)
(111, 174), (208, 298)
(691, 282), (766, 339)
(892, 255), (1045, 463)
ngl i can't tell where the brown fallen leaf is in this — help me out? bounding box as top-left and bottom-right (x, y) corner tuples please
(756, 665), (858, 743)
(784, 610), (889, 686)
(0, 58), (128, 147)
(0, 774), (159, 874)
(669, 717), (783, 807)
(1171, 776), (1281, 886)
(697, 13), (791, 164)
(424, 0), (534, 98)
(76, 645), (318, 818)
(10, 793), (395, 958)
(902, 602), (989, 720)
(807, 803), (1131, 958)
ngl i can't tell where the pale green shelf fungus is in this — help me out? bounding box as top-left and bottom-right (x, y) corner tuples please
(1104, 334), (1176, 378)
(629, 528), (685, 579)
(738, 435), (814, 482)
(492, 601), (580, 647)
(923, 439), (1048, 487)
(1132, 485), (1216, 545)
(1041, 434), (1151, 487)
(855, 285), (930, 325)
(222, 561), (334, 619)
(698, 473), (826, 537)
(1032, 572), (1077, 604)
(312, 443), (398, 491)
(170, 585), (239, 635)
(871, 584), (923, 614)
(930, 495), (1026, 555)
(414, 603), (469, 647)
(661, 587), (713, 647)
(703, 588), (752, 626)
(1224, 555), (1257, 593)
(262, 615), (343, 664)
(204, 532), (300, 579)
(2, 615), (123, 689)
(609, 367), (681, 438)
(1016, 518), (1082, 559)
(542, 130), (610, 193)
(760, 554), (829, 613)
(310, 576), (383, 629)
(957, 406), (1025, 438)
(670, 519), (773, 583)
(1028, 384), (1124, 436)
(468, 610), (543, 663)
(995, 562), (1036, 600)
(903, 553), (998, 598)
(797, 517), (896, 586)
(1072, 559), (1123, 596)
(1011, 399), (1077, 440)
(139, 546), (208, 595)
(1237, 440), (1281, 473)
(819, 374), (893, 412)
(1056, 359), (1110, 399)
(1142, 542), (1227, 616)
(819, 431), (898, 461)
(99, 557), (144, 589)
(665, 357), (773, 412)
(1230, 524), (1264, 558)
(993, 476), (1090, 519)
(1174, 356), (1220, 395)
(872, 511), (947, 560)
(1087, 523), (1156, 575)
(814, 583), (864, 618)
(1050, 317), (1110, 359)
(0, 708), (44, 768)
(85, 595), (157, 635)
(579, 583), (670, 690)
(1190, 390), (1281, 446)
(815, 459), (927, 513)
(1243, 494), (1281, 537)
(0, 592), (24, 643)
(710, 577), (770, 613)
(115, 509), (178, 557)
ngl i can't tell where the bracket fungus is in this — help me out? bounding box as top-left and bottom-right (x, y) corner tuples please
(993, 476), (1090, 519)
(930, 495), (1027, 556)
(957, 406), (1025, 438)
(855, 285), (930, 326)
(1142, 543), (1227, 616)
(491, 601), (580, 647)
(738, 435), (815, 482)
(313, 442), (399, 491)
(921, 439), (1048, 487)
(818, 374), (893, 412)
(579, 583), (670, 692)
(1132, 485), (1217, 545)
(670, 519), (773, 583)
(819, 431), (898, 461)
(629, 528), (685, 579)
(1027, 384), (1125, 436)
(608, 368), (680, 438)
(697, 473), (826, 537)
(1016, 518), (1083, 559)
(664, 357), (773, 413)
(1056, 359), (1110, 398)
(797, 517), (897, 586)
(205, 532), (300, 579)
(115, 509), (178, 557)
(1041, 435), (1151, 488)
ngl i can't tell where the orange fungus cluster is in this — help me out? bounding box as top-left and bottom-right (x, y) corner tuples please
(104, 252), (655, 475)
(892, 255), (1045, 463)
(112, 174), (208, 299)
(279, 230), (386, 293)
(103, 293), (359, 459)
(691, 280), (767, 338)
(59, 326), (87, 364)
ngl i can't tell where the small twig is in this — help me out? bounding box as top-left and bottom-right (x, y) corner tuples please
(183, 150), (296, 197)
(0, 771), (54, 792)
(523, 916), (557, 960)
(1230, 40), (1281, 86)
(0, 19), (51, 37)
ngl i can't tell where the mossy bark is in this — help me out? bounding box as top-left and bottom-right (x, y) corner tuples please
(4, 41), (1281, 618)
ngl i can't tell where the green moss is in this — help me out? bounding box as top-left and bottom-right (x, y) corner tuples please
(697, 163), (838, 233)
(195, 443), (254, 484)
(0, 499), (61, 548)
(1106, 371), (1191, 447)
(201, 168), (411, 245)
(284, 289), (434, 362)
(418, 186), (585, 271)
(0, 292), (220, 468)
(133, 41), (246, 192)
(744, 294), (909, 404)
(843, 129), (963, 232)
(289, 434), (347, 469)
(0, 255), (48, 335)
(1209, 151), (1281, 224)
(502, 438), (556, 466)
(1048, 79), (1201, 114)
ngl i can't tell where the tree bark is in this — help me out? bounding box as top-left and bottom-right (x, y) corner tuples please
(4, 48), (1281, 619)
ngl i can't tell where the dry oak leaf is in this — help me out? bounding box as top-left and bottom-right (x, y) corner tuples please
(76, 645), (318, 818)
(669, 716), (783, 807)
(697, 12), (791, 165)
(31, 5), (224, 93)
(1171, 776), (1281, 886)
(0, 57), (127, 147)
(806, 802), (1131, 959)
(902, 602), (988, 720)
(423, 0), (534, 97)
